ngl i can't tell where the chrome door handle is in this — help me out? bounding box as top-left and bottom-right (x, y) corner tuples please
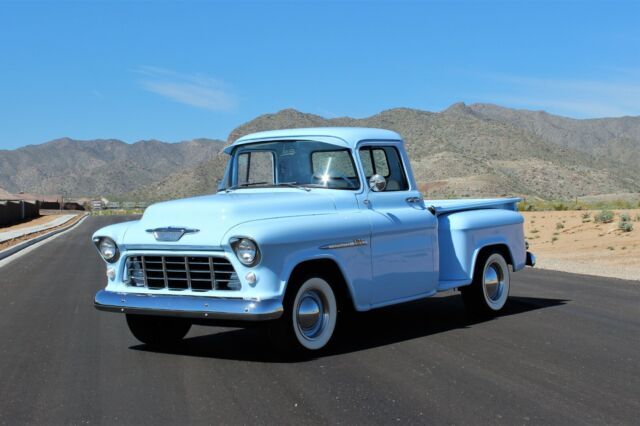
(405, 196), (423, 203)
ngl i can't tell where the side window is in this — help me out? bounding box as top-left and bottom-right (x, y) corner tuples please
(372, 149), (390, 177)
(237, 151), (275, 185)
(360, 150), (374, 177)
(358, 146), (409, 191)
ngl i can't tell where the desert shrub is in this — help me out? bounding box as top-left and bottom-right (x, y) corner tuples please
(551, 236), (558, 243)
(594, 210), (614, 223)
(618, 221), (633, 232)
(636, 214), (640, 222)
(556, 222), (564, 230)
(607, 246), (615, 250)
(530, 229), (539, 234)
(552, 202), (568, 211)
(620, 213), (631, 222)
(581, 212), (591, 219)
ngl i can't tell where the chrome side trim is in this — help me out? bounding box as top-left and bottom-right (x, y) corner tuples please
(94, 290), (283, 320)
(320, 239), (368, 250)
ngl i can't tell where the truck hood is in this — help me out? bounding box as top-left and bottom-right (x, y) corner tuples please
(121, 191), (337, 248)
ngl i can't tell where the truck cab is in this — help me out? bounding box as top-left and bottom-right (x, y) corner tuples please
(93, 127), (534, 354)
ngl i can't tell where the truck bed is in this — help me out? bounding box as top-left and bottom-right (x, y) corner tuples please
(433, 198), (526, 291)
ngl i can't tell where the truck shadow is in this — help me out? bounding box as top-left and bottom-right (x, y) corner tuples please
(131, 294), (567, 362)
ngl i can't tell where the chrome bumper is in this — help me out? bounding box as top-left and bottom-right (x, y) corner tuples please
(94, 290), (283, 321)
(526, 251), (536, 267)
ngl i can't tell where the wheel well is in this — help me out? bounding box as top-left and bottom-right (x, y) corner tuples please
(287, 259), (354, 311)
(476, 244), (513, 269)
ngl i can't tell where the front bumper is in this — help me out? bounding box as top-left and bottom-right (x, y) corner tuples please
(94, 290), (283, 321)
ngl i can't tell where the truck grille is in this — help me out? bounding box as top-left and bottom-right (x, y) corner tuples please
(126, 255), (240, 291)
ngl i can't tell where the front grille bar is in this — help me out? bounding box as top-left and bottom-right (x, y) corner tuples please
(126, 255), (240, 291)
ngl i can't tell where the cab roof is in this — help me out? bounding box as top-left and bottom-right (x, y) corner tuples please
(225, 127), (403, 153)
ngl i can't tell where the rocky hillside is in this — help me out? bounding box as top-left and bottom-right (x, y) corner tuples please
(0, 138), (225, 197)
(3, 104), (638, 202)
(123, 153), (229, 202)
(0, 187), (14, 199)
(465, 103), (640, 168)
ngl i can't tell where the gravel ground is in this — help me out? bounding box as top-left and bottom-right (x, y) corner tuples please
(523, 210), (640, 281)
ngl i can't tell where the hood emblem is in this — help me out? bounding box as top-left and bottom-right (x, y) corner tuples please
(146, 227), (200, 242)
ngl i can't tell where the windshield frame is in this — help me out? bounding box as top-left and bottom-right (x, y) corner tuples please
(220, 139), (363, 192)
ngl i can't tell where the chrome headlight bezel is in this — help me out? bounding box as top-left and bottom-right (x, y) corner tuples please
(230, 237), (261, 267)
(93, 236), (120, 263)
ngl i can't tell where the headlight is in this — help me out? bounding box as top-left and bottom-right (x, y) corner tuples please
(230, 237), (260, 266)
(94, 237), (119, 263)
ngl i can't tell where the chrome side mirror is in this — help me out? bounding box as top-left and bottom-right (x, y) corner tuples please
(369, 174), (386, 192)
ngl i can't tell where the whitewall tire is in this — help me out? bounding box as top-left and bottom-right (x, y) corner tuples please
(461, 251), (511, 315)
(268, 274), (339, 355)
(291, 277), (337, 350)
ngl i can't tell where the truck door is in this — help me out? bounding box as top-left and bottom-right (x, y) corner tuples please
(356, 144), (438, 306)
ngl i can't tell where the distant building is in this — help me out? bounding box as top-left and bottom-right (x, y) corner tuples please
(91, 200), (103, 211)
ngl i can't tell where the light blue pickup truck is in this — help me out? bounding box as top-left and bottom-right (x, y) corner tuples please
(93, 127), (535, 353)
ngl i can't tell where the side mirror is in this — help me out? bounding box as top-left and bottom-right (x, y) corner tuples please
(368, 174), (386, 192)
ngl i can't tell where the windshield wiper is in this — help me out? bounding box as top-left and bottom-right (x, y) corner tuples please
(223, 181), (311, 193)
(223, 182), (269, 193)
(273, 182), (311, 192)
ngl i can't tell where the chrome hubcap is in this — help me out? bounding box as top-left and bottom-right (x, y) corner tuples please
(484, 262), (503, 301)
(296, 291), (326, 339)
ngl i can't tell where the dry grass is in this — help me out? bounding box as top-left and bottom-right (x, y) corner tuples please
(523, 209), (640, 281)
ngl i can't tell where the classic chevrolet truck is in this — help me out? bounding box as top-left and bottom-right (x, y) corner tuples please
(93, 127), (535, 353)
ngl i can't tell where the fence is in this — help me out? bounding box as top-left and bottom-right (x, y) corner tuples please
(0, 200), (40, 227)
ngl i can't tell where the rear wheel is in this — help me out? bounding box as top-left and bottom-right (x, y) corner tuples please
(268, 274), (338, 355)
(461, 251), (510, 315)
(126, 314), (191, 346)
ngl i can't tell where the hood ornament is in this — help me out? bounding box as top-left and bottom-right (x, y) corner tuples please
(146, 227), (200, 242)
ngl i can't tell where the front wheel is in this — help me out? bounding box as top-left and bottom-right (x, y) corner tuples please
(268, 275), (338, 355)
(126, 314), (191, 347)
(461, 252), (511, 315)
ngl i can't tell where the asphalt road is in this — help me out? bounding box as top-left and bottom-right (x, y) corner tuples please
(0, 216), (638, 425)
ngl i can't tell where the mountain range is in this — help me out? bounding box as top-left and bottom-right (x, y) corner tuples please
(0, 138), (225, 198)
(0, 103), (638, 201)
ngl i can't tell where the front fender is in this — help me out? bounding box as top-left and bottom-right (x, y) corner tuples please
(222, 213), (372, 310)
(92, 220), (138, 244)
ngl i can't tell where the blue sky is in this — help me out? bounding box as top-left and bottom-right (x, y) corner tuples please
(0, 0), (638, 149)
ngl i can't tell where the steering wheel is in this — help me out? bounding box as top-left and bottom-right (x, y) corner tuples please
(312, 172), (357, 189)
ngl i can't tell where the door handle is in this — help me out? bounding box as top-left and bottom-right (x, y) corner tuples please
(405, 196), (423, 203)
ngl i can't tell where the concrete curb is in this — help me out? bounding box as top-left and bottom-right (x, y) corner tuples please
(0, 213), (89, 262)
(0, 213), (76, 244)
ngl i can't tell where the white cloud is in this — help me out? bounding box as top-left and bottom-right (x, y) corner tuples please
(136, 66), (237, 112)
(471, 71), (640, 118)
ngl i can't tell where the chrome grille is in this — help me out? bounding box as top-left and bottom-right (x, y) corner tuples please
(126, 255), (240, 291)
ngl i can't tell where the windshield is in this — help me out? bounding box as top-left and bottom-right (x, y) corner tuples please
(221, 140), (361, 191)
